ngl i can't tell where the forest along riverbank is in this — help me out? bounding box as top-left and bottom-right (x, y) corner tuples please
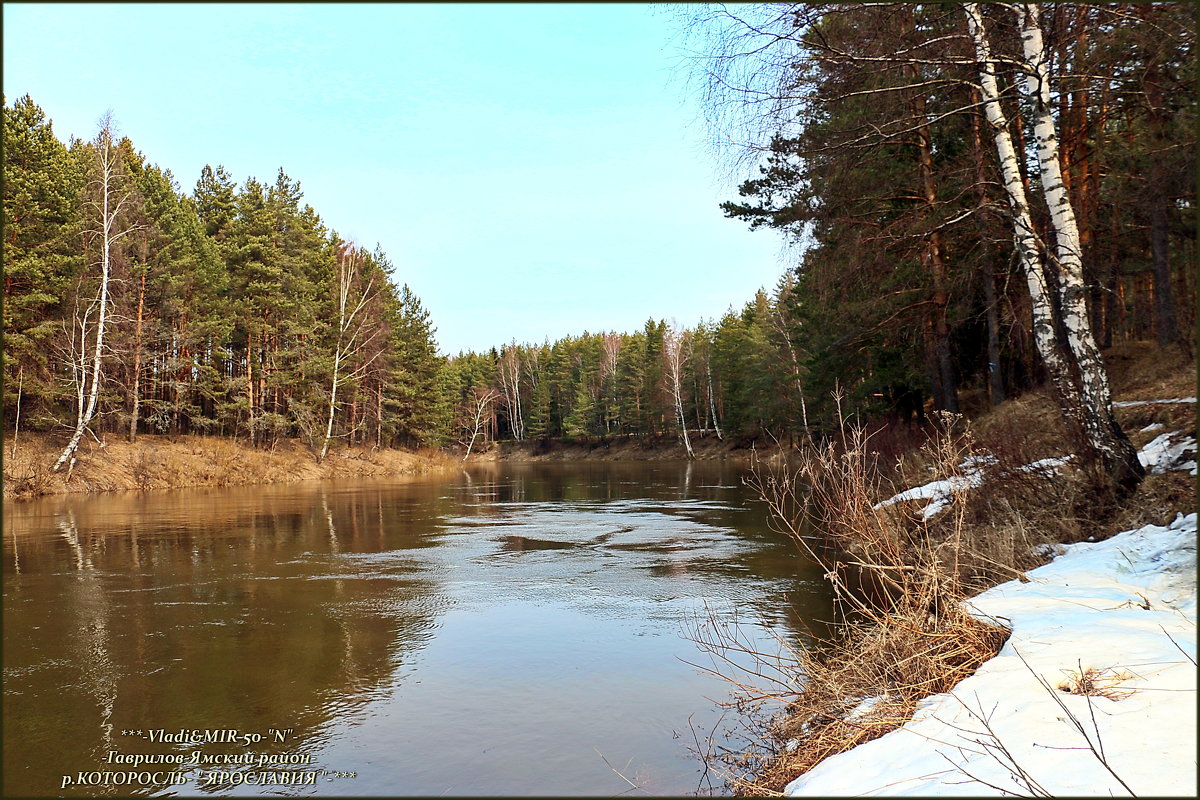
(488, 434), (750, 462)
(2, 433), (456, 500)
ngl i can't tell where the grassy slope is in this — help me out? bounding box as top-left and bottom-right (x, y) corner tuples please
(716, 341), (1196, 795)
(3, 434), (456, 500)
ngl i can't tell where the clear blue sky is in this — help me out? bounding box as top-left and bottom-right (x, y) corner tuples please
(3, 3), (787, 355)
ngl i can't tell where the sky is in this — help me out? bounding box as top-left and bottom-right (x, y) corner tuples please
(3, 3), (791, 355)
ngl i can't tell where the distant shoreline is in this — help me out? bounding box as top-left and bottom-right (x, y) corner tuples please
(2, 433), (456, 501)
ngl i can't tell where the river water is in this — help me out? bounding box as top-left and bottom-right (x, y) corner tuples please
(3, 461), (832, 796)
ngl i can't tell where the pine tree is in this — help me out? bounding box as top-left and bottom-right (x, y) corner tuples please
(3, 95), (84, 435)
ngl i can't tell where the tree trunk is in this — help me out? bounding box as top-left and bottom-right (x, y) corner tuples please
(965, 3), (1143, 492)
(463, 390), (497, 460)
(909, 74), (959, 414)
(982, 255), (1006, 407)
(1012, 3), (1142, 490)
(11, 364), (23, 459)
(663, 327), (694, 458)
(320, 347), (341, 462)
(1144, 66), (1180, 348)
(54, 121), (127, 472)
(129, 272), (146, 442)
(969, 93), (1007, 407)
(966, 4), (1063, 380)
(376, 385), (383, 450)
(770, 303), (809, 432)
(676, 394), (694, 458)
(247, 338), (256, 446)
(321, 245), (378, 461)
(706, 360), (724, 440)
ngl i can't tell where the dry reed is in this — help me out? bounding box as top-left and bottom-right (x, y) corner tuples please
(713, 417), (1012, 795)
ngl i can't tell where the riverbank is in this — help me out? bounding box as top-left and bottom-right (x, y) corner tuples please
(785, 510), (1197, 796)
(484, 433), (749, 462)
(734, 390), (1195, 795)
(2, 433), (457, 501)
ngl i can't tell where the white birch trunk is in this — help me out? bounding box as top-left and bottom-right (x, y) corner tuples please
(964, 4), (1066, 386)
(128, 272), (145, 442)
(1012, 3), (1141, 486)
(663, 326), (695, 458)
(53, 122), (128, 472)
(319, 348), (342, 462)
(498, 347), (525, 441)
(320, 246), (377, 462)
(965, 3), (1142, 489)
(771, 305), (809, 432)
(706, 361), (724, 440)
(463, 389), (498, 460)
(11, 365), (23, 460)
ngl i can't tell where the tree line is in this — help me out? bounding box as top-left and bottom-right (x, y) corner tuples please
(5, 0), (1194, 490)
(441, 279), (813, 455)
(446, 3), (1193, 494)
(689, 2), (1193, 492)
(4, 95), (447, 466)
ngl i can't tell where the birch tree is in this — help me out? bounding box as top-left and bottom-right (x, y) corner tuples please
(461, 386), (499, 460)
(663, 323), (695, 458)
(319, 242), (380, 462)
(53, 114), (140, 472)
(497, 344), (525, 441)
(599, 332), (621, 433)
(965, 2), (1142, 491)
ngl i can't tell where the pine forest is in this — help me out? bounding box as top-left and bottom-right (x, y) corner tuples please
(3, 3), (1194, 483)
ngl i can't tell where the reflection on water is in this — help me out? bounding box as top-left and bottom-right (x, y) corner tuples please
(3, 461), (831, 796)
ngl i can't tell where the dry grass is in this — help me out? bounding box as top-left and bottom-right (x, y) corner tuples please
(1102, 340), (1195, 402)
(721, 421), (1011, 795)
(1109, 471), (1196, 532)
(2, 433), (456, 501)
(735, 607), (1007, 796)
(720, 342), (1194, 793)
(1056, 665), (1135, 701)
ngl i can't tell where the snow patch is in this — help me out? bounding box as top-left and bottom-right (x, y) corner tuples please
(874, 425), (1195, 523)
(1018, 455), (1072, 475)
(1138, 431), (1197, 476)
(785, 513), (1197, 797)
(874, 455), (1072, 522)
(844, 694), (885, 721)
(1113, 396), (1196, 407)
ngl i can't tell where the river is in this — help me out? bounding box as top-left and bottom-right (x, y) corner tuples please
(3, 460), (832, 796)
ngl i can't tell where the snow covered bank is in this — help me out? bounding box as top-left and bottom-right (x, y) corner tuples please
(785, 512), (1197, 796)
(876, 426), (1196, 521)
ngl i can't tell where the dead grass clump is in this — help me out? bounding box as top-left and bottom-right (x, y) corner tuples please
(1057, 665), (1135, 701)
(934, 448), (1092, 581)
(730, 420), (1010, 795)
(739, 606), (1007, 796)
(971, 390), (1071, 461)
(1109, 471), (1197, 532)
(1102, 341), (1195, 402)
(1, 443), (55, 498)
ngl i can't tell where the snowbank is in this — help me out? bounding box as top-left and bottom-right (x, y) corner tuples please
(1139, 431), (1197, 476)
(785, 512), (1197, 796)
(876, 427), (1196, 520)
(873, 455), (995, 521)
